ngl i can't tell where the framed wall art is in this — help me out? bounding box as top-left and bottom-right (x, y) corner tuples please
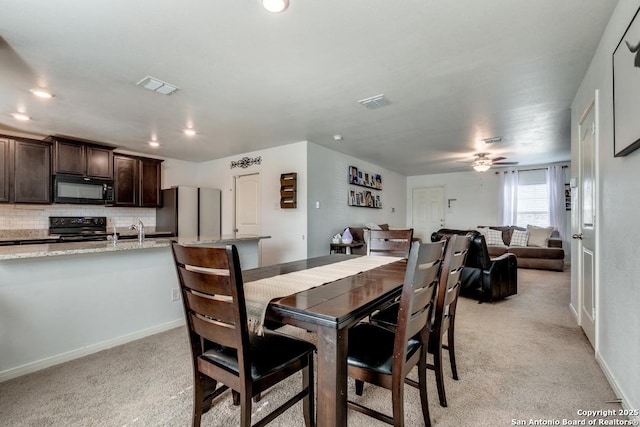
(613, 6), (640, 157)
(347, 165), (382, 209)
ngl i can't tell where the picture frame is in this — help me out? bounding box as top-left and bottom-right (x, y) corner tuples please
(613, 6), (640, 157)
(565, 184), (571, 211)
(347, 165), (383, 208)
(349, 166), (358, 184)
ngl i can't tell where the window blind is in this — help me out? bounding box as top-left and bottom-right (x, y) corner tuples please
(516, 170), (549, 227)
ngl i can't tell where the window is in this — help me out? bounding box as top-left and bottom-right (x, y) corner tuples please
(516, 170), (549, 228)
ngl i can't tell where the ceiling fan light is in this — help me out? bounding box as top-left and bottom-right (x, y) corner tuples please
(263, 0), (289, 13)
(472, 158), (492, 172)
(473, 164), (491, 172)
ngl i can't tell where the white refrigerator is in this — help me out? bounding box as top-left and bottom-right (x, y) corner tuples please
(156, 186), (221, 237)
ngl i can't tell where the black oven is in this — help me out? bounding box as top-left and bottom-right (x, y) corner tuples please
(52, 175), (114, 205)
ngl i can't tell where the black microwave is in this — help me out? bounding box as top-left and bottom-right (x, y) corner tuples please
(52, 175), (114, 205)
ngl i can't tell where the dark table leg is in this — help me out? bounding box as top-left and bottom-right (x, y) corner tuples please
(316, 325), (348, 427)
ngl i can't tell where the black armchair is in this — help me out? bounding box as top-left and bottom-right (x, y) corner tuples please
(431, 229), (517, 302)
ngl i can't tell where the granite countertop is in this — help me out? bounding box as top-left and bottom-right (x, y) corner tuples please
(0, 228), (173, 242)
(0, 234), (270, 260)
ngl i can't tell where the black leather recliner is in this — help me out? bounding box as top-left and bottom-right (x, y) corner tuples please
(431, 229), (517, 302)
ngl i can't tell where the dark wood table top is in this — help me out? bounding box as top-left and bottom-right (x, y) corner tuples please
(244, 254), (408, 427)
(243, 254), (407, 330)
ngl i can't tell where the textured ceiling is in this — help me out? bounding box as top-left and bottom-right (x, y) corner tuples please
(0, 0), (617, 175)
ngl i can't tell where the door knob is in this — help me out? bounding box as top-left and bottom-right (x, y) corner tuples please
(572, 233), (583, 240)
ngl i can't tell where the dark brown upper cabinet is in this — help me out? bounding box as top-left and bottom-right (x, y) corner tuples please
(49, 136), (114, 179)
(0, 137), (10, 203)
(113, 154), (163, 207)
(0, 135), (51, 204)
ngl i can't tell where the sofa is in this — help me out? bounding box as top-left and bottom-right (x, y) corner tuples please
(477, 225), (565, 272)
(431, 229), (517, 301)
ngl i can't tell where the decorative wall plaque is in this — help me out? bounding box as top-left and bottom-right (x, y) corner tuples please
(231, 156), (262, 169)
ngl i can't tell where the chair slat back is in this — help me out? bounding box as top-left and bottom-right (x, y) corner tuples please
(171, 243), (250, 372)
(433, 234), (471, 336)
(367, 229), (414, 258)
(394, 240), (446, 362)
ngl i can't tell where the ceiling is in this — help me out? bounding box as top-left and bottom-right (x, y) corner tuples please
(0, 0), (617, 176)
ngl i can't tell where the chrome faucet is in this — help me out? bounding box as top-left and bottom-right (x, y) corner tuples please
(129, 218), (145, 243)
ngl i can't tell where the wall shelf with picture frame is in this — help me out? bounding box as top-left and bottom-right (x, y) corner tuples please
(348, 165), (382, 209)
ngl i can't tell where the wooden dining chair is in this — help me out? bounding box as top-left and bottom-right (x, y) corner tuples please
(347, 240), (445, 426)
(171, 243), (316, 427)
(369, 234), (471, 408)
(366, 229), (414, 258)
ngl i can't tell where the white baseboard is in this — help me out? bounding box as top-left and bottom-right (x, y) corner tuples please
(596, 352), (639, 422)
(0, 318), (185, 383)
(569, 302), (579, 323)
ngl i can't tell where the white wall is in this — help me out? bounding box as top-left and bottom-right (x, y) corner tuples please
(306, 142), (407, 258)
(407, 167), (572, 251)
(571, 0), (640, 412)
(196, 141), (308, 266)
(161, 158), (202, 188)
(0, 247), (183, 381)
(407, 170), (501, 231)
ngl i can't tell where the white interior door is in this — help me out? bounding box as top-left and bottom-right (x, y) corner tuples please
(235, 173), (261, 236)
(575, 93), (598, 349)
(411, 187), (445, 242)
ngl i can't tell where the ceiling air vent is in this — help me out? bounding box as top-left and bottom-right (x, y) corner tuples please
(136, 76), (179, 95)
(482, 136), (503, 144)
(357, 94), (391, 109)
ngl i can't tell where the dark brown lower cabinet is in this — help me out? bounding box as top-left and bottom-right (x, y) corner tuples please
(113, 154), (162, 207)
(0, 136), (51, 204)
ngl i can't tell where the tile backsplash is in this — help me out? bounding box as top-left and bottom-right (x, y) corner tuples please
(0, 204), (156, 230)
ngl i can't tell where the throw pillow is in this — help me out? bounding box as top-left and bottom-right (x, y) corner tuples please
(527, 225), (554, 247)
(476, 227), (489, 237)
(485, 228), (506, 246)
(364, 222), (382, 230)
(510, 229), (529, 247)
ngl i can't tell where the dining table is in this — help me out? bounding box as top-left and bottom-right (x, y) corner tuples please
(242, 254), (408, 427)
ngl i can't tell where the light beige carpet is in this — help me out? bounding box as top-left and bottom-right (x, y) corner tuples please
(0, 268), (622, 426)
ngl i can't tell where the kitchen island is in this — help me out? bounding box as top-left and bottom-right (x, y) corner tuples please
(0, 233), (269, 269)
(0, 234), (270, 381)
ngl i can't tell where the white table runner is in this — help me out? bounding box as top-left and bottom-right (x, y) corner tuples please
(244, 255), (402, 334)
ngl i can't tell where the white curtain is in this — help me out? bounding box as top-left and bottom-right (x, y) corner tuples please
(547, 165), (566, 238)
(499, 170), (519, 225)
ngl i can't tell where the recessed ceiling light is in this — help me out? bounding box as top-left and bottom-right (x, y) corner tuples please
(30, 88), (55, 99)
(148, 141), (160, 147)
(263, 0), (289, 12)
(333, 134), (343, 141)
(183, 128), (196, 136)
(11, 112), (31, 121)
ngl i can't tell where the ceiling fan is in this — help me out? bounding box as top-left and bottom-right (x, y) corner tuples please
(467, 153), (519, 172)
